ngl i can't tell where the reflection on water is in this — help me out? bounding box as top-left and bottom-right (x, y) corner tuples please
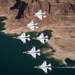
(0, 17), (75, 75)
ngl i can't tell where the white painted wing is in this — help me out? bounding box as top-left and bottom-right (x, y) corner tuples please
(37, 10), (42, 15)
(27, 21), (34, 30)
(37, 33), (45, 44)
(38, 33), (44, 39)
(19, 33), (26, 38)
(42, 61), (47, 66)
(31, 46), (36, 52)
(31, 53), (36, 59)
(27, 20), (34, 26)
(42, 68), (48, 73)
(39, 39), (45, 44)
(20, 38), (26, 43)
(35, 10), (42, 20)
(41, 61), (48, 73)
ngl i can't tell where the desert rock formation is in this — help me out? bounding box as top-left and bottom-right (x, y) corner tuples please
(0, 0), (75, 65)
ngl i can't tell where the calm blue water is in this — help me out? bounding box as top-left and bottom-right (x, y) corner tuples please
(0, 17), (75, 75)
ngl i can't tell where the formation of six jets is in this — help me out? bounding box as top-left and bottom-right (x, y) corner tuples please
(13, 9), (75, 74)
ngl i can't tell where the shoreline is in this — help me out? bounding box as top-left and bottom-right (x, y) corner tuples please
(0, 16), (75, 65)
(0, 0), (75, 65)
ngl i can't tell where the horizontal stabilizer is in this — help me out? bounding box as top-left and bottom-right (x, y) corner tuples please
(48, 67), (52, 71)
(45, 39), (48, 42)
(48, 64), (51, 67)
(27, 35), (30, 37)
(27, 38), (30, 41)
(45, 36), (48, 39)
(37, 53), (40, 56)
(37, 49), (40, 52)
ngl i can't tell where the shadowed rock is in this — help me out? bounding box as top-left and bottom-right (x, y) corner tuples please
(10, 0), (21, 9)
(15, 1), (28, 19)
(10, 0), (28, 19)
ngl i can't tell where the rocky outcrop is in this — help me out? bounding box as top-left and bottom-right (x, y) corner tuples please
(0, 0), (75, 65)
(10, 0), (51, 19)
(8, 0), (75, 20)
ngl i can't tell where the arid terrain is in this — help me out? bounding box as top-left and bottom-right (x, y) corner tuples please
(0, 0), (75, 65)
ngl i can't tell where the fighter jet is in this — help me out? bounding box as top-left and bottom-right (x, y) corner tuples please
(24, 20), (38, 31)
(33, 10), (46, 20)
(13, 32), (30, 44)
(33, 33), (48, 44)
(34, 61), (52, 74)
(23, 46), (40, 59)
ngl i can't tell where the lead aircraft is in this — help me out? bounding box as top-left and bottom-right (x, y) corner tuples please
(33, 10), (46, 20)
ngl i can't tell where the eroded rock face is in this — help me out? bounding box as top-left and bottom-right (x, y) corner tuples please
(0, 0), (75, 65)
(1, 0), (75, 20)
(8, 0), (75, 20)
(10, 0), (51, 18)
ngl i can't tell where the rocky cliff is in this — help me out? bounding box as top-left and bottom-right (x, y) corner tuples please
(0, 0), (75, 65)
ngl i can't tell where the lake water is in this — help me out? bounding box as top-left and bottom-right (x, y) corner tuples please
(0, 17), (75, 75)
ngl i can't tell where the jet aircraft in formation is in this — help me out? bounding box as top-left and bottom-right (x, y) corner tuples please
(13, 32), (30, 44)
(23, 46), (40, 59)
(24, 20), (38, 31)
(33, 33), (49, 44)
(34, 61), (52, 74)
(33, 10), (46, 20)
(13, 9), (51, 73)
